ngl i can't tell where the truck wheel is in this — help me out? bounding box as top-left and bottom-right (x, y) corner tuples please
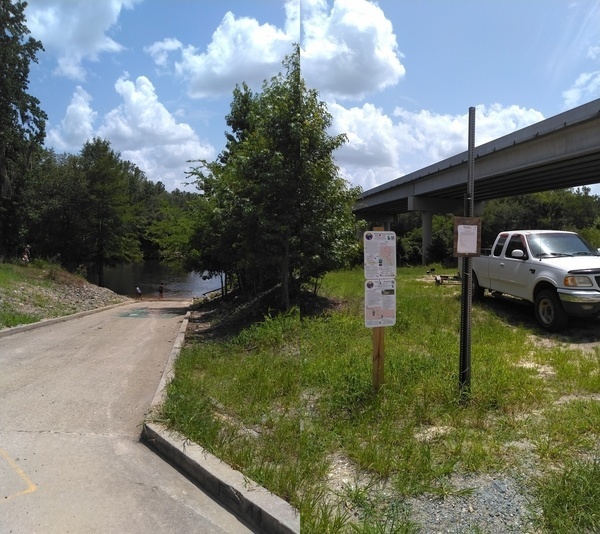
(534, 289), (569, 331)
(472, 272), (485, 301)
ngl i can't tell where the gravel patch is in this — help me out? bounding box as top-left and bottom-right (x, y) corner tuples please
(0, 272), (130, 328)
(408, 473), (538, 533)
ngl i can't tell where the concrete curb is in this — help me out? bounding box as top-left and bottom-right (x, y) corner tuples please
(147, 310), (191, 410)
(0, 300), (133, 339)
(141, 312), (300, 534)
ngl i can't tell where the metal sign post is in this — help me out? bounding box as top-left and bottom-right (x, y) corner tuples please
(458, 107), (477, 401)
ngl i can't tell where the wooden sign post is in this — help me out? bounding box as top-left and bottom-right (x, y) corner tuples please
(372, 324), (385, 391)
(364, 227), (396, 392)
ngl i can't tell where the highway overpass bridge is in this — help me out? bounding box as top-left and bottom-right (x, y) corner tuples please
(353, 97), (600, 261)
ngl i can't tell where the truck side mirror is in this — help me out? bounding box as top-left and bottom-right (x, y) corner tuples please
(511, 249), (525, 259)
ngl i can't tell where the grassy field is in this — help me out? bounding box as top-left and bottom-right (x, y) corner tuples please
(158, 265), (600, 533)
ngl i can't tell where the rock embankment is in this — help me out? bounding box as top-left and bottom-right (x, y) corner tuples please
(0, 270), (130, 328)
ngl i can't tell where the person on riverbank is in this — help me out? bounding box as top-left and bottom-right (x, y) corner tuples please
(21, 245), (31, 264)
(158, 282), (164, 299)
(135, 286), (142, 300)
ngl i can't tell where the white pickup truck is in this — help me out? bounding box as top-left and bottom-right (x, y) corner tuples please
(471, 230), (600, 331)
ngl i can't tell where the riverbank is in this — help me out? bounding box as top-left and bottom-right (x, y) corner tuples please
(0, 262), (130, 330)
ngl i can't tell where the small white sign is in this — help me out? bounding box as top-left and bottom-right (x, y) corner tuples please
(364, 231), (397, 279)
(457, 224), (479, 255)
(364, 279), (397, 328)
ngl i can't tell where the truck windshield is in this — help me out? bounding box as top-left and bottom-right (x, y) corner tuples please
(527, 233), (599, 257)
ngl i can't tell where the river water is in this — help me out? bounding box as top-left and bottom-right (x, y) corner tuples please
(88, 261), (222, 299)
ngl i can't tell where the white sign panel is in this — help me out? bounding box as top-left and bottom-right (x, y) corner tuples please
(365, 279), (397, 327)
(364, 231), (396, 279)
(457, 224), (479, 255)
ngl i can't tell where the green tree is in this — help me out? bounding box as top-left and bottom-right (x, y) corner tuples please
(79, 138), (142, 286)
(398, 227), (422, 265)
(148, 200), (196, 265)
(427, 214), (455, 265)
(562, 187), (599, 229)
(147, 188), (206, 270)
(188, 46), (360, 309)
(21, 149), (88, 262)
(0, 0), (47, 255)
(482, 188), (600, 246)
(122, 161), (169, 260)
(22, 144), (173, 271)
(187, 157), (263, 296)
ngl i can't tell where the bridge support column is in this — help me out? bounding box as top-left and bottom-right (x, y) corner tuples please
(421, 211), (432, 265)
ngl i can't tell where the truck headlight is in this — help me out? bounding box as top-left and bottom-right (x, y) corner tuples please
(564, 275), (593, 287)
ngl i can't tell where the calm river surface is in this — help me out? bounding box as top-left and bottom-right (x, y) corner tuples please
(89, 261), (221, 299)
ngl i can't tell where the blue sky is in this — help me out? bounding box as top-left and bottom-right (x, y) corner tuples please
(25, 0), (600, 193)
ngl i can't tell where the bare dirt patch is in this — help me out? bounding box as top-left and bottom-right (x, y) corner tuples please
(516, 360), (556, 379)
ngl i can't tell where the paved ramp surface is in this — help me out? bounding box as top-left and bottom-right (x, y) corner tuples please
(0, 300), (254, 533)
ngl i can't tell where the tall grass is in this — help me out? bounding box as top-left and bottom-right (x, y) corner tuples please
(533, 459), (600, 533)
(0, 261), (86, 328)
(0, 306), (39, 328)
(160, 265), (600, 532)
(0, 264), (39, 327)
(0, 262), (24, 285)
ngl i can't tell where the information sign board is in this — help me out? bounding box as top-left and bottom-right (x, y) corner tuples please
(364, 279), (396, 327)
(364, 231), (397, 328)
(453, 217), (481, 257)
(363, 231), (397, 279)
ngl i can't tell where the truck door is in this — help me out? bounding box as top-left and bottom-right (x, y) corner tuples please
(487, 233), (507, 290)
(489, 234), (530, 298)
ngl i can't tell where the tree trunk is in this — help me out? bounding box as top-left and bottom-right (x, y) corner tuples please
(281, 239), (290, 310)
(97, 220), (105, 287)
(97, 259), (105, 288)
(0, 144), (9, 198)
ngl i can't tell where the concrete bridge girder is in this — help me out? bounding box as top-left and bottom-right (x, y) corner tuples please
(356, 98), (600, 265)
(355, 98), (600, 222)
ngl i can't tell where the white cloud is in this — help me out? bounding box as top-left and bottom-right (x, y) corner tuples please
(562, 70), (600, 108)
(144, 38), (183, 67)
(285, 0), (301, 38)
(472, 104), (546, 143)
(46, 87), (97, 151)
(97, 75), (215, 189)
(100, 76), (192, 147)
(26, 0), (141, 80)
(332, 103), (397, 167)
(329, 101), (399, 189)
(149, 11), (295, 98)
(301, 0), (405, 100)
(47, 76), (215, 191)
(331, 103), (545, 190)
(557, 1), (600, 108)
(560, 2), (600, 108)
(35, 0), (557, 196)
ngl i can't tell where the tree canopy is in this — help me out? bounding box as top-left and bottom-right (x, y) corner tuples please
(0, 0), (47, 255)
(185, 46), (362, 308)
(19, 140), (175, 284)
